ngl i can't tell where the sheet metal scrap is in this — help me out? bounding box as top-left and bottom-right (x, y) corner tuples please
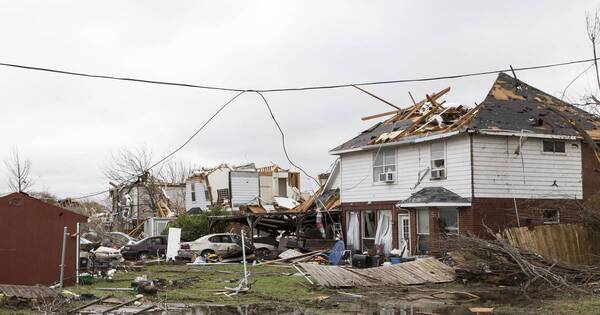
(0, 284), (57, 300)
(299, 257), (455, 288)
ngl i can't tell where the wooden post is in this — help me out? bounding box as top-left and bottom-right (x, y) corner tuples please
(59, 226), (68, 288)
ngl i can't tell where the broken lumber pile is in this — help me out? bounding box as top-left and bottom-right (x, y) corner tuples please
(444, 226), (600, 291)
(298, 257), (455, 288)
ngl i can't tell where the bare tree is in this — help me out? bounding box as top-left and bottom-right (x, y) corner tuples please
(586, 9), (600, 92)
(158, 159), (194, 184)
(104, 147), (191, 218)
(104, 147), (154, 184)
(4, 147), (34, 193)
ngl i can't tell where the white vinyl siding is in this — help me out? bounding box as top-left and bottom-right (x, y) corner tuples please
(229, 171), (260, 208)
(373, 148), (396, 182)
(185, 180), (210, 211)
(339, 134), (472, 203)
(472, 135), (582, 199)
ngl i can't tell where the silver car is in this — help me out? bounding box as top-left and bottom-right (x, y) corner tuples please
(179, 233), (253, 259)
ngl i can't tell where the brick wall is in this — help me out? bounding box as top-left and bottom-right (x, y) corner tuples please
(467, 197), (583, 237)
(582, 142), (600, 200)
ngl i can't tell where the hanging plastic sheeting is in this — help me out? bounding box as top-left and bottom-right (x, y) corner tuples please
(316, 210), (326, 238)
(374, 210), (392, 254)
(347, 212), (360, 251)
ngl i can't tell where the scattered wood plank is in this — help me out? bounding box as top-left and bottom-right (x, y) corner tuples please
(67, 295), (113, 313)
(101, 296), (143, 314)
(255, 250), (321, 266)
(132, 305), (156, 314)
(299, 257), (455, 288)
(353, 85), (401, 110)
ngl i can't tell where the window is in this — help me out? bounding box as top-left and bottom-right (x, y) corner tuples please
(362, 210), (377, 250)
(416, 209), (430, 253)
(204, 190), (210, 201)
(373, 148), (396, 182)
(217, 189), (230, 203)
(542, 209), (559, 224)
(542, 140), (566, 153)
(417, 209), (430, 235)
(191, 183), (196, 202)
(438, 208), (459, 234)
(149, 237), (163, 246)
(430, 142), (446, 180)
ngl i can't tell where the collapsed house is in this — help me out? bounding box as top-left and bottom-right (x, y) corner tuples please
(330, 73), (600, 255)
(109, 172), (185, 232)
(207, 162), (343, 251)
(185, 163), (302, 212)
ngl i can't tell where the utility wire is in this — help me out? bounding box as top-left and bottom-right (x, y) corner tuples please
(70, 91), (245, 200)
(26, 57), (600, 199)
(147, 91), (245, 170)
(255, 91), (321, 187)
(0, 57), (598, 93)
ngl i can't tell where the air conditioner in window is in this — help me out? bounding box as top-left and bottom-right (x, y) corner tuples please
(380, 172), (395, 183)
(431, 169), (445, 180)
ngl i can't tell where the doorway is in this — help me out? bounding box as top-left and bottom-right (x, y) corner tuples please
(398, 214), (411, 256)
(278, 178), (287, 197)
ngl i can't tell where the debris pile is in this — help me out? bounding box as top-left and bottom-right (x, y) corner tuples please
(444, 227), (600, 291)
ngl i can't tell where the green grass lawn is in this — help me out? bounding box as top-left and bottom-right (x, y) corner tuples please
(68, 263), (328, 305)
(3, 264), (600, 314)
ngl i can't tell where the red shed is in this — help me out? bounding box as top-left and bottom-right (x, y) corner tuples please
(0, 192), (87, 286)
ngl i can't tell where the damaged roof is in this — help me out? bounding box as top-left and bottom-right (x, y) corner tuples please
(330, 73), (600, 153)
(469, 72), (600, 138)
(398, 187), (471, 207)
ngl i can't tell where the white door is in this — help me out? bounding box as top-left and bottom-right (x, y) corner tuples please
(398, 214), (411, 257)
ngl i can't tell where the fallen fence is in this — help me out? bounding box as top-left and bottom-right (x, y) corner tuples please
(504, 224), (600, 265)
(299, 257), (455, 288)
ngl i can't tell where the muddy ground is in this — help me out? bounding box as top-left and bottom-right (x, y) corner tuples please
(1, 263), (599, 314)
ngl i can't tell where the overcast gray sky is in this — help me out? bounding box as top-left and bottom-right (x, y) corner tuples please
(1, 1), (599, 199)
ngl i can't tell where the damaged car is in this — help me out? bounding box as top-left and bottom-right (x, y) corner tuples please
(178, 233), (254, 259)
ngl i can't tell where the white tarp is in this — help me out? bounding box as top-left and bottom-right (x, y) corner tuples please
(347, 212), (360, 251)
(166, 228), (181, 261)
(374, 210), (392, 254)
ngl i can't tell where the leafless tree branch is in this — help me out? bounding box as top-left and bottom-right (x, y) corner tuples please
(4, 147), (34, 192)
(586, 9), (600, 92)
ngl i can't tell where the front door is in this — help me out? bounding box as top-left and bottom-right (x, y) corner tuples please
(398, 214), (411, 257)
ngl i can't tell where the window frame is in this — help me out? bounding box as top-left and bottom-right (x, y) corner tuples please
(438, 208), (459, 234)
(191, 183), (196, 202)
(416, 209), (430, 235)
(541, 140), (566, 154)
(430, 142), (447, 180)
(372, 148), (397, 183)
(542, 209), (560, 224)
(217, 189), (230, 203)
(361, 210), (377, 250)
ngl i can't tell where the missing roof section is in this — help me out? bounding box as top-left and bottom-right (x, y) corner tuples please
(331, 73), (600, 153)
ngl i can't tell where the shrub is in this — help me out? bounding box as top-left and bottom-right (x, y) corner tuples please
(163, 207), (226, 241)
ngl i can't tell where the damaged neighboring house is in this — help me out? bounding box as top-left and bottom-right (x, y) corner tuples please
(331, 73), (600, 256)
(185, 163), (301, 212)
(109, 173), (185, 229)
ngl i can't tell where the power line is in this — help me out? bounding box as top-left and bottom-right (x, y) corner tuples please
(255, 91), (321, 187)
(70, 91), (246, 200)
(0, 57), (598, 93)
(26, 56), (600, 199)
(147, 91), (245, 170)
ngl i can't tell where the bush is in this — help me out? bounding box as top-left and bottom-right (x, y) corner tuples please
(163, 207), (226, 241)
